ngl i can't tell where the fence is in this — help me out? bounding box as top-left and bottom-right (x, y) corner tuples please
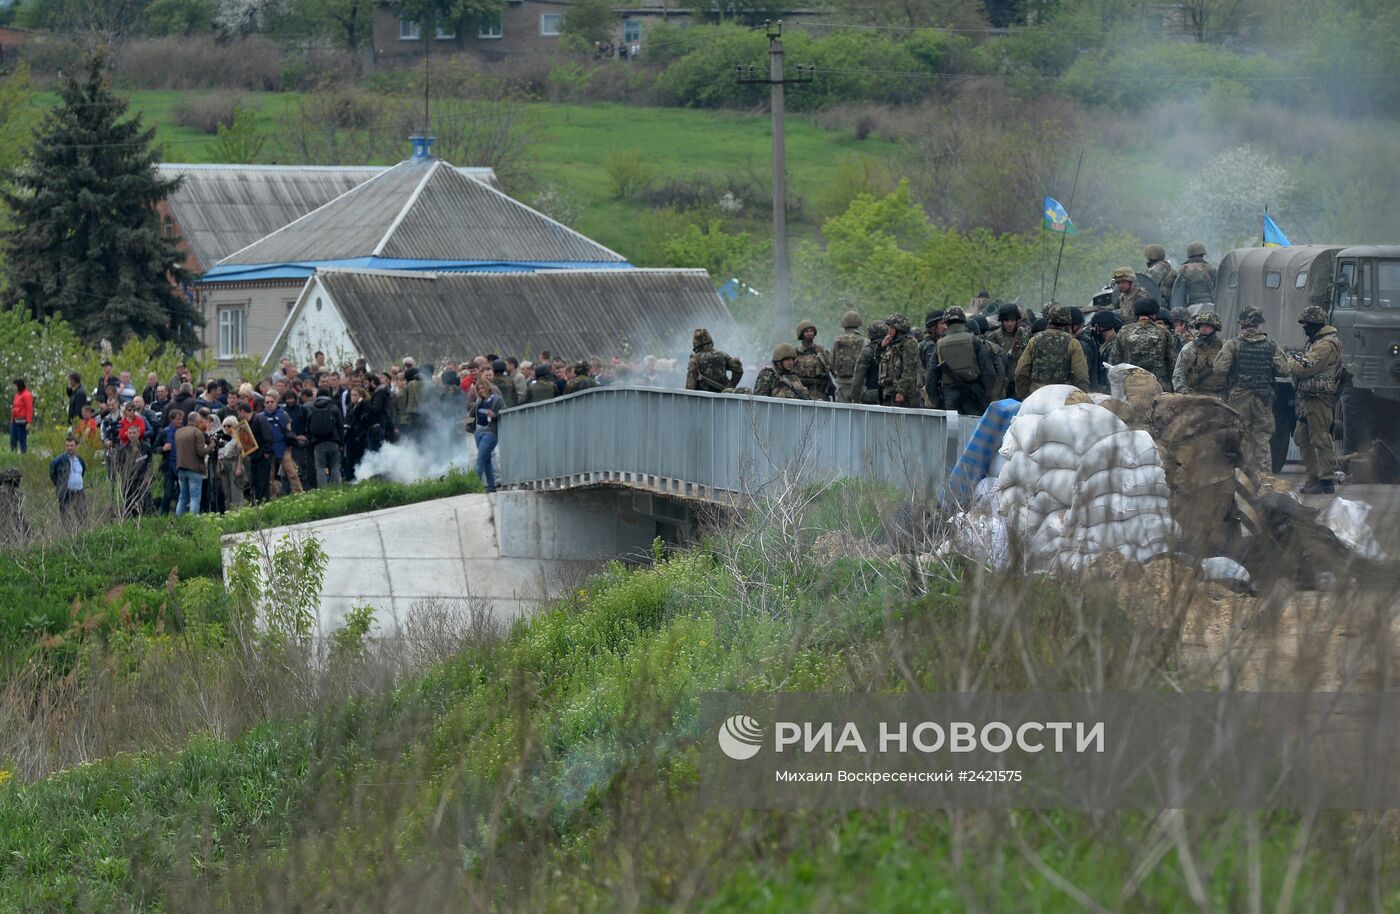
(497, 386), (975, 503)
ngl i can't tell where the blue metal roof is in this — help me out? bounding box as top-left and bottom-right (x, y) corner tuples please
(200, 257), (637, 284)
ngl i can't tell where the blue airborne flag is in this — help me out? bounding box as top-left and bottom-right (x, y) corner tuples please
(1043, 196), (1076, 235)
(1263, 213), (1291, 247)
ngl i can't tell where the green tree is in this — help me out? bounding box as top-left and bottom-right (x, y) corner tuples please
(1, 54), (199, 348)
(207, 105), (266, 163)
(560, 0), (616, 50)
(393, 0), (502, 42)
(288, 0), (373, 50)
(140, 0), (214, 34)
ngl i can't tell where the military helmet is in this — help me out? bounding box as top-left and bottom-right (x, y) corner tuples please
(1134, 298), (1160, 317)
(840, 310), (862, 330)
(1298, 305), (1329, 324)
(1090, 310), (1123, 331)
(1047, 305), (1072, 326)
(692, 327), (713, 350)
(1194, 311), (1223, 330)
(1239, 306), (1265, 326)
(795, 319), (817, 339)
(1170, 307), (1191, 323)
(1112, 266), (1136, 283)
(868, 320), (888, 341)
(1145, 243), (1166, 262)
(773, 343), (798, 362)
(944, 306), (967, 324)
(886, 313), (911, 333)
(924, 308), (945, 328)
(1186, 240), (1207, 258)
(997, 302), (1020, 321)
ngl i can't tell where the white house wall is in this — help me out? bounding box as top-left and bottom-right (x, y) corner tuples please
(282, 277), (358, 367)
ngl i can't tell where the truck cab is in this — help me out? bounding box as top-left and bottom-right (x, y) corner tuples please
(1330, 246), (1400, 452)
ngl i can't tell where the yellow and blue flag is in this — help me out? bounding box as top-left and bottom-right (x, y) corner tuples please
(1043, 196), (1075, 235)
(1263, 213), (1291, 247)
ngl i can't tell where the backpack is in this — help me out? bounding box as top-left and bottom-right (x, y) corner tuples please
(938, 332), (981, 384)
(308, 403), (340, 443)
(830, 334), (862, 378)
(1121, 323), (1165, 374)
(1028, 330), (1072, 383)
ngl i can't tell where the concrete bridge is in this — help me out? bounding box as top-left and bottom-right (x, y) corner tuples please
(225, 388), (976, 635)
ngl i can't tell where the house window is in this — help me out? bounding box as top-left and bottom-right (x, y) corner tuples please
(541, 12), (562, 35)
(161, 214), (175, 240)
(623, 18), (641, 43)
(399, 17), (421, 40)
(217, 307), (245, 359)
(478, 12), (502, 38)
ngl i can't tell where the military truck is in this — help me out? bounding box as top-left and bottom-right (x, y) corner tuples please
(1215, 244), (1400, 468)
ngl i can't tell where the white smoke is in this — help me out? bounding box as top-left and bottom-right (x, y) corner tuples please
(354, 383), (474, 484)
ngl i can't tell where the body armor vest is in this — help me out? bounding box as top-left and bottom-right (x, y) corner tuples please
(1297, 333), (1342, 396)
(1232, 335), (1277, 395)
(1120, 322), (1167, 375)
(1185, 336), (1224, 393)
(830, 334), (862, 378)
(937, 329), (980, 383)
(1029, 329), (1072, 383)
(1177, 260), (1215, 305)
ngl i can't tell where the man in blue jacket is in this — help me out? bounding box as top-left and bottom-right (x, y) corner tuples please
(49, 435), (86, 523)
(262, 395), (303, 497)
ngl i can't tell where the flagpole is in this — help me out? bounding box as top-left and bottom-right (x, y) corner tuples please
(1262, 206), (1267, 247)
(1049, 150), (1085, 303)
(1040, 195), (1046, 310)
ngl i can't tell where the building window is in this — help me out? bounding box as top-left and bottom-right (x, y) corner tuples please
(541, 12), (562, 35)
(217, 307), (245, 359)
(399, 17), (421, 40)
(478, 12), (502, 38)
(623, 18), (641, 43)
(161, 214), (175, 240)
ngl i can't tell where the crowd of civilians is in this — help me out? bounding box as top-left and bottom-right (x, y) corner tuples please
(15, 350), (684, 523)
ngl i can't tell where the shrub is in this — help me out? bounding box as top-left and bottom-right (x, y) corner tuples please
(172, 92), (244, 134)
(1059, 41), (1295, 111)
(603, 148), (657, 200)
(660, 219), (764, 280)
(110, 36), (284, 91)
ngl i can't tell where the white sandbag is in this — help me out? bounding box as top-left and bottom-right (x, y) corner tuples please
(948, 511), (1010, 570)
(1001, 414), (1044, 458)
(1106, 363), (1137, 400)
(988, 452), (1008, 478)
(1038, 467), (1077, 507)
(1201, 556), (1254, 589)
(997, 451), (1042, 492)
(1031, 441), (1080, 470)
(1033, 402), (1127, 447)
(1018, 384), (1082, 417)
(1081, 430), (1161, 474)
(1318, 498), (1386, 561)
(1089, 393), (1111, 404)
(1118, 541), (1172, 563)
(1071, 492), (1171, 526)
(1028, 488), (1068, 517)
(1077, 465), (1171, 502)
(972, 476), (999, 512)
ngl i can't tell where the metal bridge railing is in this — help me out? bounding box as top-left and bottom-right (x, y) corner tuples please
(496, 386), (974, 502)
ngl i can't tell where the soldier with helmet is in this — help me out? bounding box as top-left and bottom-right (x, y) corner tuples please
(685, 328), (743, 394)
(987, 302), (1030, 397)
(849, 320), (887, 405)
(934, 307), (997, 416)
(829, 311), (865, 402)
(755, 344), (811, 400)
(793, 320), (835, 400)
(919, 309), (947, 407)
(1172, 311), (1226, 397)
(1170, 307), (1195, 344)
(1111, 266), (1155, 323)
(1013, 305), (1088, 398)
(1069, 306), (1105, 393)
(1214, 305), (1290, 475)
(1107, 298), (1176, 389)
(1286, 304), (1344, 494)
(878, 314), (921, 408)
(1170, 241), (1216, 313)
(1144, 243), (1176, 304)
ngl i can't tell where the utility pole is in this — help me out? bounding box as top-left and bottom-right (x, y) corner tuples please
(737, 22), (812, 342)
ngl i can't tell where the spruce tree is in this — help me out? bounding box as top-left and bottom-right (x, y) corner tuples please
(2, 52), (200, 348)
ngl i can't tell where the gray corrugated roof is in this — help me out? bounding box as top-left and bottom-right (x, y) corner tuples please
(283, 268), (735, 367)
(218, 159), (624, 267)
(158, 163), (499, 270)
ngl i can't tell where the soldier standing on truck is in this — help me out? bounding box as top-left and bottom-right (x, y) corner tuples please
(1171, 241), (1216, 314)
(1287, 305), (1344, 494)
(1215, 306), (1291, 476)
(1112, 267), (1155, 323)
(685, 328), (743, 393)
(1145, 244), (1176, 305)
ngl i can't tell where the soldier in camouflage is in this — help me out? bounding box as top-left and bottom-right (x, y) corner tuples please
(1144, 243), (1176, 305)
(1170, 240), (1216, 313)
(1111, 266), (1154, 323)
(1286, 305), (1343, 494)
(1172, 311), (1225, 397)
(934, 307), (997, 416)
(1106, 298), (1176, 390)
(969, 315), (1007, 405)
(878, 314), (921, 408)
(1070, 306), (1105, 394)
(919, 309), (946, 407)
(754, 344), (811, 400)
(685, 328), (743, 393)
(563, 361), (599, 395)
(1170, 307), (1195, 344)
(987, 302), (1030, 398)
(793, 320), (835, 400)
(830, 311), (865, 403)
(1013, 305), (1088, 398)
(1214, 305), (1290, 475)
(849, 320), (887, 405)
